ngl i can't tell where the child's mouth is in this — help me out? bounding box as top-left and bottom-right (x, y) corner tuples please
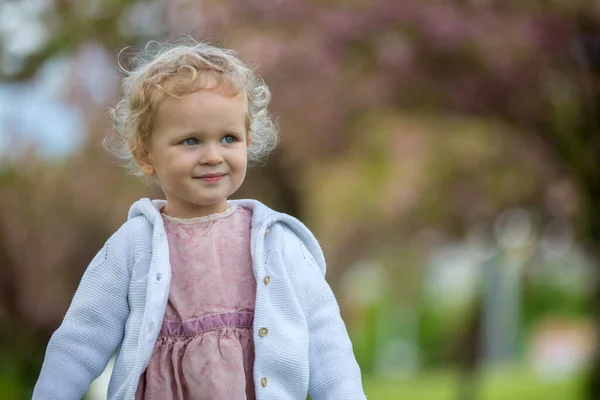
(196, 173), (226, 183)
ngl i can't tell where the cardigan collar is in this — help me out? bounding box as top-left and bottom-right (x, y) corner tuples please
(127, 198), (326, 275)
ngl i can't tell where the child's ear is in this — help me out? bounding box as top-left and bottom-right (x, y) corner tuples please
(133, 147), (155, 176)
(246, 133), (252, 148)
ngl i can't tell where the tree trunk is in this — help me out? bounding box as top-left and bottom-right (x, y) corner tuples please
(572, 19), (600, 399)
(455, 301), (483, 400)
(584, 179), (600, 399)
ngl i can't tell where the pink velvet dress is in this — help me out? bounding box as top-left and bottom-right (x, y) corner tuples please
(136, 204), (256, 400)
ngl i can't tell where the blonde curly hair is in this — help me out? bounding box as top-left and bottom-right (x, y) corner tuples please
(104, 38), (279, 182)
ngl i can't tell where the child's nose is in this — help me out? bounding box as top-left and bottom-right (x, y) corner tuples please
(199, 143), (223, 165)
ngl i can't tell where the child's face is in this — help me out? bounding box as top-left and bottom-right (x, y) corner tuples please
(140, 81), (249, 218)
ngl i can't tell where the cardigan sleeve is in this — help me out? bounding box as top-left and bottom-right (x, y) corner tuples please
(32, 234), (131, 399)
(282, 226), (367, 400)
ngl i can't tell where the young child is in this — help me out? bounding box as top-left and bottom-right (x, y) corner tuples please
(33, 39), (366, 400)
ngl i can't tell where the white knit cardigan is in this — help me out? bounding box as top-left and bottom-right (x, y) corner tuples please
(33, 198), (366, 399)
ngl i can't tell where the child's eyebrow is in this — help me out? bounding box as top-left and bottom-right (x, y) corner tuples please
(170, 131), (203, 140)
(222, 130), (245, 137)
(172, 129), (244, 139)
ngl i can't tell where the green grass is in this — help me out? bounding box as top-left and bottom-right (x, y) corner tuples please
(363, 368), (585, 400)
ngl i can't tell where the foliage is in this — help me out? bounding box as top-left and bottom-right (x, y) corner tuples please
(1, 0), (600, 397)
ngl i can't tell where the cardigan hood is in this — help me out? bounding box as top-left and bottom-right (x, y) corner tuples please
(127, 198), (326, 276)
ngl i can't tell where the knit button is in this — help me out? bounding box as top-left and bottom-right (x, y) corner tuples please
(259, 327), (269, 337)
(263, 275), (270, 285)
(156, 273), (162, 281)
(264, 228), (270, 237)
(148, 323), (154, 335)
(261, 377), (268, 387)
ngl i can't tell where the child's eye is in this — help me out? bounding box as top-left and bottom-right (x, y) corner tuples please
(221, 135), (236, 144)
(181, 138), (198, 146)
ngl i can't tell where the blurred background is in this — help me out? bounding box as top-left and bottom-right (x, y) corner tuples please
(1, 0), (600, 399)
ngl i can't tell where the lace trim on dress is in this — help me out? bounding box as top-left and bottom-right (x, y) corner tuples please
(161, 204), (237, 224)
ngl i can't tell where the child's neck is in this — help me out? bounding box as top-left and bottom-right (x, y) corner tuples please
(161, 200), (230, 220)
